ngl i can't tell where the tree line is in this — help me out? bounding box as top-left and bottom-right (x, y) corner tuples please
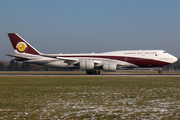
(0, 60), (31, 71)
(0, 60), (76, 71)
(0, 59), (180, 71)
(0, 60), (53, 71)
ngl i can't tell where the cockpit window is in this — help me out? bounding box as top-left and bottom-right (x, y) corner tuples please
(163, 51), (166, 53)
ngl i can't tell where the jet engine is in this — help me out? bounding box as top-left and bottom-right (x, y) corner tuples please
(79, 61), (94, 71)
(103, 63), (116, 72)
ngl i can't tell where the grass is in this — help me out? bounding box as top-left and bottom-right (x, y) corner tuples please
(0, 76), (180, 119)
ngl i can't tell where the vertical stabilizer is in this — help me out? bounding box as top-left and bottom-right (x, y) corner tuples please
(8, 33), (41, 55)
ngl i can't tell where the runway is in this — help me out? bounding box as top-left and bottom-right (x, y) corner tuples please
(1, 74), (180, 76)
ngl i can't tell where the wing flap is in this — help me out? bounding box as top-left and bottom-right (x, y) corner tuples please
(56, 57), (79, 61)
(40, 54), (79, 65)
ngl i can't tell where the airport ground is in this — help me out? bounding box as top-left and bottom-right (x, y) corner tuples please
(0, 71), (180, 119)
(0, 69), (180, 75)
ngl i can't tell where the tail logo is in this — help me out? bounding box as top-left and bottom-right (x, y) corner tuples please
(16, 42), (27, 53)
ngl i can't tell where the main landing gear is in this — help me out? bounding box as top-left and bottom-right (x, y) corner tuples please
(86, 69), (100, 75)
(158, 67), (162, 74)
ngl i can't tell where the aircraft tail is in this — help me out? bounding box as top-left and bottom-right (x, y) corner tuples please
(8, 33), (41, 55)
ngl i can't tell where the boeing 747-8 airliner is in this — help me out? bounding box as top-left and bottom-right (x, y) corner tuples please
(5, 33), (178, 74)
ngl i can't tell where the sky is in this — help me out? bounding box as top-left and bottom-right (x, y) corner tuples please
(1, 0), (180, 61)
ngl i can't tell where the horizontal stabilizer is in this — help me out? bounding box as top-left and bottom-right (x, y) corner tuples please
(4, 54), (32, 60)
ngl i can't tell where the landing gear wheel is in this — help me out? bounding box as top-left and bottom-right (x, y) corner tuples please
(95, 69), (100, 75)
(96, 70), (100, 75)
(86, 69), (100, 75)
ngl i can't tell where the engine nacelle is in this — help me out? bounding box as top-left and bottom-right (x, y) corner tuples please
(79, 61), (94, 71)
(103, 63), (116, 72)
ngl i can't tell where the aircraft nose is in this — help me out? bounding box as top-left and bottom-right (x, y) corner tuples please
(174, 56), (178, 63)
(172, 56), (178, 63)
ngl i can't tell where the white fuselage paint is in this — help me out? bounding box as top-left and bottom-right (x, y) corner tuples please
(15, 50), (177, 69)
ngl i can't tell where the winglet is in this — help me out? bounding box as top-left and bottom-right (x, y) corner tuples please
(8, 33), (41, 55)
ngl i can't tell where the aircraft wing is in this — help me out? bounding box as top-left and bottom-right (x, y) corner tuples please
(40, 54), (79, 65)
(40, 54), (78, 60)
(40, 54), (102, 65)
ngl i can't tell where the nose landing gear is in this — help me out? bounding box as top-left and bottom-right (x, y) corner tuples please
(158, 67), (162, 74)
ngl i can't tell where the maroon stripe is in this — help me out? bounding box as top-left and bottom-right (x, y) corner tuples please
(55, 55), (170, 67)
